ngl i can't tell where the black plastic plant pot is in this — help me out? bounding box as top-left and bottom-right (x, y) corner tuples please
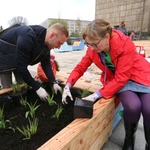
(0, 94), (13, 111)
(74, 97), (93, 119)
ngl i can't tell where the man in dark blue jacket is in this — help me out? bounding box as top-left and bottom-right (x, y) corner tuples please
(0, 23), (68, 101)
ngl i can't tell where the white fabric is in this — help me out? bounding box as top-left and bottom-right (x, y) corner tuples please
(53, 83), (62, 94)
(82, 93), (99, 102)
(36, 87), (48, 101)
(50, 49), (55, 57)
(62, 84), (73, 104)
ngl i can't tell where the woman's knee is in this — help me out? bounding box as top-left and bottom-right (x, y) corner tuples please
(119, 91), (141, 114)
(125, 103), (141, 114)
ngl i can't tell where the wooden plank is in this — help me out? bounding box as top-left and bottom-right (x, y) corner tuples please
(56, 71), (102, 93)
(0, 83), (25, 95)
(133, 40), (150, 56)
(73, 41), (80, 46)
(38, 97), (115, 150)
(90, 120), (112, 150)
(112, 103), (123, 130)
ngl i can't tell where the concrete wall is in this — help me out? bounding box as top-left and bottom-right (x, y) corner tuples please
(95, 0), (150, 33)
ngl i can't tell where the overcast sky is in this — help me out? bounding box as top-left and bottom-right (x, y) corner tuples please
(0, 0), (95, 28)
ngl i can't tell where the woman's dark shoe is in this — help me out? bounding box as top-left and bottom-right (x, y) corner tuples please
(122, 119), (138, 150)
(144, 124), (150, 150)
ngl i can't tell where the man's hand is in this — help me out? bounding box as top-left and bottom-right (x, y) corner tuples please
(82, 92), (100, 102)
(62, 84), (73, 105)
(53, 83), (62, 94)
(36, 87), (48, 101)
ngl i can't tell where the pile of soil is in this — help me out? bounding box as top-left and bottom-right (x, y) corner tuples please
(0, 84), (80, 150)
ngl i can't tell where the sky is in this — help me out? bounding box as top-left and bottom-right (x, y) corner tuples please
(0, 0), (95, 29)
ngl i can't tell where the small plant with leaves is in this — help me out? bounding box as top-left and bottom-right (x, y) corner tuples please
(25, 101), (40, 118)
(17, 117), (38, 140)
(51, 104), (63, 119)
(20, 96), (28, 107)
(17, 126), (31, 140)
(77, 86), (91, 98)
(28, 117), (38, 135)
(50, 85), (55, 94)
(24, 83), (29, 90)
(0, 106), (13, 130)
(11, 82), (29, 95)
(47, 94), (57, 106)
(11, 83), (21, 93)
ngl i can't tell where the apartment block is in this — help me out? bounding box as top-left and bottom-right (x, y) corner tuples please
(40, 18), (91, 35)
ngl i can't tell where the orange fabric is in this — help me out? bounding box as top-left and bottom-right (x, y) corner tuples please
(36, 60), (56, 82)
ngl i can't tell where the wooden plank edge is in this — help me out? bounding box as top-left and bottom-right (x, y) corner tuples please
(0, 83), (25, 95)
(38, 97), (115, 150)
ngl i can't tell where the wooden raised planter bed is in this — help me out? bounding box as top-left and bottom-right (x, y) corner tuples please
(38, 98), (114, 150)
(38, 72), (116, 150)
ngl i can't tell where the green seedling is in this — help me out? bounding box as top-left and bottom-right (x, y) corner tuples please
(25, 101), (40, 118)
(11, 83), (21, 93)
(17, 126), (31, 140)
(11, 82), (30, 95)
(28, 117), (38, 135)
(20, 96), (28, 107)
(77, 86), (91, 98)
(47, 94), (57, 106)
(0, 106), (13, 130)
(51, 104), (63, 119)
(24, 83), (32, 90)
(17, 117), (38, 140)
(24, 83), (29, 90)
(0, 106), (4, 120)
(50, 85), (55, 95)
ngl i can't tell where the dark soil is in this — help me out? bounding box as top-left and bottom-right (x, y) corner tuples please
(0, 84), (80, 150)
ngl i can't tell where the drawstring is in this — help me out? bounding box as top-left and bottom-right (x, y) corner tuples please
(99, 53), (107, 83)
(136, 82), (138, 89)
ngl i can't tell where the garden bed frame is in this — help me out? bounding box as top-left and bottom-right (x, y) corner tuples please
(0, 83), (25, 95)
(38, 72), (117, 150)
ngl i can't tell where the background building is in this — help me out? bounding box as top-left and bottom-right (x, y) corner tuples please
(95, 0), (150, 35)
(40, 18), (91, 35)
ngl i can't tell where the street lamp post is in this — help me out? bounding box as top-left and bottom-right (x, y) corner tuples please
(139, 0), (146, 40)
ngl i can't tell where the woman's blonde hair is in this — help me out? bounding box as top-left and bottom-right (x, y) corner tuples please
(82, 19), (112, 41)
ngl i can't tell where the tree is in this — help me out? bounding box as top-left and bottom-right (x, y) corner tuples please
(70, 32), (79, 37)
(75, 18), (82, 38)
(48, 19), (68, 30)
(8, 16), (28, 26)
(139, 0), (146, 40)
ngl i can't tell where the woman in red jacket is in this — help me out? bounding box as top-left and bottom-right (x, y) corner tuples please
(62, 19), (150, 150)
